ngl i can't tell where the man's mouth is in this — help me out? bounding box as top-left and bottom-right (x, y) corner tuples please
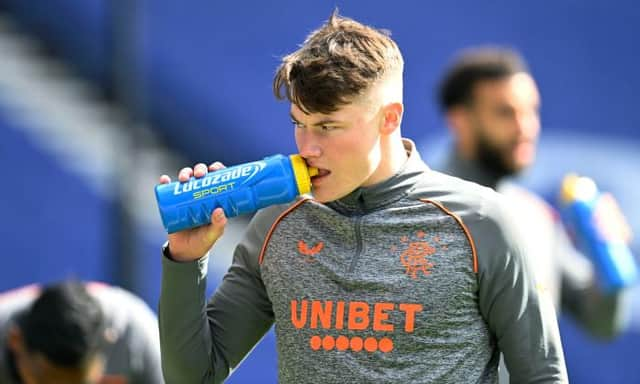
(312, 168), (331, 182)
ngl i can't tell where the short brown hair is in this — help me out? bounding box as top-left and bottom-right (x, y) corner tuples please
(273, 10), (403, 114)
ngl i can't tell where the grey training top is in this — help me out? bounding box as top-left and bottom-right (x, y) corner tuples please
(0, 283), (163, 384)
(159, 140), (567, 384)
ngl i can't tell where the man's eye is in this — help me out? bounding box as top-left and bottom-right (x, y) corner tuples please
(496, 107), (515, 118)
(320, 125), (335, 131)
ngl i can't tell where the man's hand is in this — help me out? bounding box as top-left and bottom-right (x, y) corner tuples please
(159, 162), (227, 262)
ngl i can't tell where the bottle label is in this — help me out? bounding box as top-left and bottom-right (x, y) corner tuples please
(173, 161), (267, 199)
(156, 154), (305, 232)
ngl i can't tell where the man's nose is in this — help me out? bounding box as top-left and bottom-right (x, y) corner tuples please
(515, 111), (540, 138)
(297, 132), (322, 158)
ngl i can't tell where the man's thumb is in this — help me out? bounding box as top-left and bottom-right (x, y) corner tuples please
(205, 208), (227, 243)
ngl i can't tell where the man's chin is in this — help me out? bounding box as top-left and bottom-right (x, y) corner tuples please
(310, 190), (333, 203)
(512, 145), (536, 171)
(512, 155), (535, 174)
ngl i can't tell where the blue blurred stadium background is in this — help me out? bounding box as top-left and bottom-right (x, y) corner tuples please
(1, 1), (638, 382)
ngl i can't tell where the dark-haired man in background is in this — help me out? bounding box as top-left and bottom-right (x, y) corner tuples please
(435, 46), (631, 380)
(0, 280), (163, 384)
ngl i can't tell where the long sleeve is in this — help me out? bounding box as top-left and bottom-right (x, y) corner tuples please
(474, 200), (568, 383)
(158, 207), (281, 384)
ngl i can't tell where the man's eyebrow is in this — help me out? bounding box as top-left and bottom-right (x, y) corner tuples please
(311, 119), (340, 126)
(289, 113), (340, 126)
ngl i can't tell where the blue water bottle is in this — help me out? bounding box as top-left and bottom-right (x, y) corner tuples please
(155, 154), (318, 233)
(559, 174), (638, 292)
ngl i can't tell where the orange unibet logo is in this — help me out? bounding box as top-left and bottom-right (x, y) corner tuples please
(290, 300), (423, 353)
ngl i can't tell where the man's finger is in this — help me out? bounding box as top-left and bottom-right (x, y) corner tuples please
(178, 167), (193, 182)
(209, 162), (225, 172)
(194, 163), (208, 178)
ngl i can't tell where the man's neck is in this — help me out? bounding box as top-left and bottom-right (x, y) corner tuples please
(447, 150), (505, 190)
(367, 135), (409, 186)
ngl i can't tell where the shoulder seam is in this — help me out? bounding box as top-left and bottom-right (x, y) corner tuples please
(258, 199), (310, 265)
(419, 198), (479, 273)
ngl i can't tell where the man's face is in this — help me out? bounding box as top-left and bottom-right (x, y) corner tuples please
(9, 327), (105, 384)
(291, 102), (385, 202)
(465, 72), (541, 176)
(16, 352), (104, 384)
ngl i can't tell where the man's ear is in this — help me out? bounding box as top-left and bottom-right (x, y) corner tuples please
(445, 105), (470, 135)
(380, 102), (404, 135)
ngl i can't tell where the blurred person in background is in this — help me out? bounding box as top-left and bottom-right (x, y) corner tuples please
(0, 280), (163, 384)
(435, 46), (632, 380)
(157, 11), (567, 384)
